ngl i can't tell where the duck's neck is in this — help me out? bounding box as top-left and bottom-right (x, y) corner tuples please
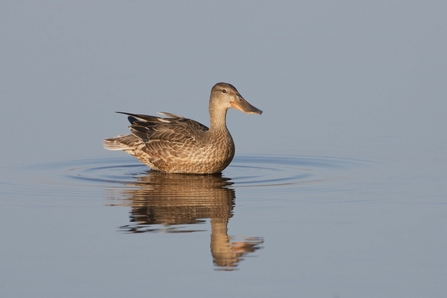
(209, 105), (229, 133)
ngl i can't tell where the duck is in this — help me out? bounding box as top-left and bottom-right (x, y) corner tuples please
(103, 82), (262, 174)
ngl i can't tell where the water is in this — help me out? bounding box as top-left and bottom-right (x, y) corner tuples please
(5, 155), (367, 271)
(3, 152), (444, 297)
(1, 1), (446, 298)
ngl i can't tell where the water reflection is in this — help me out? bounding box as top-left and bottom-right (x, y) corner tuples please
(105, 171), (263, 270)
(27, 155), (360, 269)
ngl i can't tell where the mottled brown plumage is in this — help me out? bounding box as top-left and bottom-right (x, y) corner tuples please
(103, 82), (262, 174)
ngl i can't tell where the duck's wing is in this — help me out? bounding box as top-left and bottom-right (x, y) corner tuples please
(116, 111), (209, 149)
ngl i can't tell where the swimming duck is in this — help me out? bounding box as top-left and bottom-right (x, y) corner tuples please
(103, 82), (262, 174)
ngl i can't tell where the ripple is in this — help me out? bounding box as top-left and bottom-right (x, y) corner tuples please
(33, 155), (366, 190)
(227, 155), (362, 188)
(0, 155), (369, 199)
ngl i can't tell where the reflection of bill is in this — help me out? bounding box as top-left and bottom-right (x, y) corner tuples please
(210, 218), (264, 271)
(105, 171), (263, 271)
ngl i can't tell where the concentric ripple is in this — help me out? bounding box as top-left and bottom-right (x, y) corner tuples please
(0, 155), (368, 199)
(226, 155), (362, 187)
(53, 155), (365, 188)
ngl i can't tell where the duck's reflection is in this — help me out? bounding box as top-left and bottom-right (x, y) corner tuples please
(105, 171), (263, 270)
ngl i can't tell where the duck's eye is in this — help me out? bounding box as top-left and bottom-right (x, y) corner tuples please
(222, 89), (227, 93)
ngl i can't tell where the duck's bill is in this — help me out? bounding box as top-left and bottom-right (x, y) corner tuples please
(231, 98), (263, 115)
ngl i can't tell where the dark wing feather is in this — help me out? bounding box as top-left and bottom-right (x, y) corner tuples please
(116, 111), (165, 124)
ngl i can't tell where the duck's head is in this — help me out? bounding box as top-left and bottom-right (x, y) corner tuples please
(210, 82), (262, 115)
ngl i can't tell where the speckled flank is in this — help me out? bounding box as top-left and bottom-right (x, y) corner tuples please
(103, 82), (261, 174)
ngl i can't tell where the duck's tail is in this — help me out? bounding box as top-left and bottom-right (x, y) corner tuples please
(103, 135), (137, 151)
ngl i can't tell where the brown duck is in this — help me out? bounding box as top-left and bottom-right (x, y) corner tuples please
(103, 82), (262, 174)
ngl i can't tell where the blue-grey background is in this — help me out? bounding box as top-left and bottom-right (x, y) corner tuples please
(1, 1), (446, 297)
